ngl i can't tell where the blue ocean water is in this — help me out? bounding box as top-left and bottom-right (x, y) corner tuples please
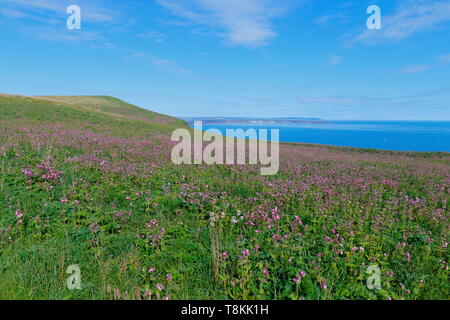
(197, 121), (450, 153)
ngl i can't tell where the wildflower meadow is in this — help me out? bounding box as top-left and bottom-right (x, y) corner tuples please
(0, 94), (448, 300)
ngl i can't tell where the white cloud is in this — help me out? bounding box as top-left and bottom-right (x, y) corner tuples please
(299, 96), (360, 106)
(392, 64), (431, 75)
(28, 27), (103, 44)
(325, 55), (343, 67)
(0, 7), (28, 18)
(4, 0), (62, 12)
(351, 0), (450, 45)
(298, 88), (450, 120)
(315, 13), (348, 28)
(0, 0), (114, 22)
(0, 0), (119, 47)
(139, 31), (166, 43)
(156, 0), (298, 48)
(131, 51), (191, 75)
(438, 54), (450, 63)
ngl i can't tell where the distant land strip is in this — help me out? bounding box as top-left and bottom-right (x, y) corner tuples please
(182, 117), (329, 125)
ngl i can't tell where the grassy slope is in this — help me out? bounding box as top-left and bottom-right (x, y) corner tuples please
(37, 96), (170, 121)
(0, 94), (187, 136)
(0, 94), (448, 300)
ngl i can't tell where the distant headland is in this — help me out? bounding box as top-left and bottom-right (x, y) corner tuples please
(181, 117), (329, 125)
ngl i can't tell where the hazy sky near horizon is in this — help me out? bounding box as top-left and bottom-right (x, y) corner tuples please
(1, 0), (450, 120)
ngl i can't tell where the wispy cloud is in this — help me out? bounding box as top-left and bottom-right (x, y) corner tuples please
(298, 88), (450, 120)
(438, 54), (450, 63)
(299, 96), (360, 106)
(0, 7), (28, 18)
(350, 0), (450, 46)
(388, 53), (449, 76)
(2, 0), (63, 12)
(28, 26), (105, 44)
(325, 55), (343, 67)
(315, 13), (348, 29)
(139, 31), (166, 43)
(392, 64), (431, 75)
(0, 0), (114, 23)
(0, 0), (119, 46)
(155, 0), (299, 48)
(131, 51), (192, 75)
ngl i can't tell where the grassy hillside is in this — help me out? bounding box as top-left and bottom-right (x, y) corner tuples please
(0, 94), (187, 136)
(37, 96), (172, 121)
(0, 94), (448, 300)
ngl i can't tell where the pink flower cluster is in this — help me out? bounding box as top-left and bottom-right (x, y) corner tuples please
(141, 219), (165, 247)
(22, 158), (64, 184)
(293, 270), (307, 283)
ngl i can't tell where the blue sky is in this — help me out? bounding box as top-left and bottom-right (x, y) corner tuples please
(0, 0), (450, 120)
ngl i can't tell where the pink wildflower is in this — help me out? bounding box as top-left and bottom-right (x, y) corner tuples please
(156, 283), (164, 291)
(15, 210), (23, 218)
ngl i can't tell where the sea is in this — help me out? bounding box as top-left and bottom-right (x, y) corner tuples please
(195, 121), (450, 153)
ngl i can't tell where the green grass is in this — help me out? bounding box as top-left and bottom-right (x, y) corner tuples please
(0, 94), (187, 136)
(37, 96), (168, 121)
